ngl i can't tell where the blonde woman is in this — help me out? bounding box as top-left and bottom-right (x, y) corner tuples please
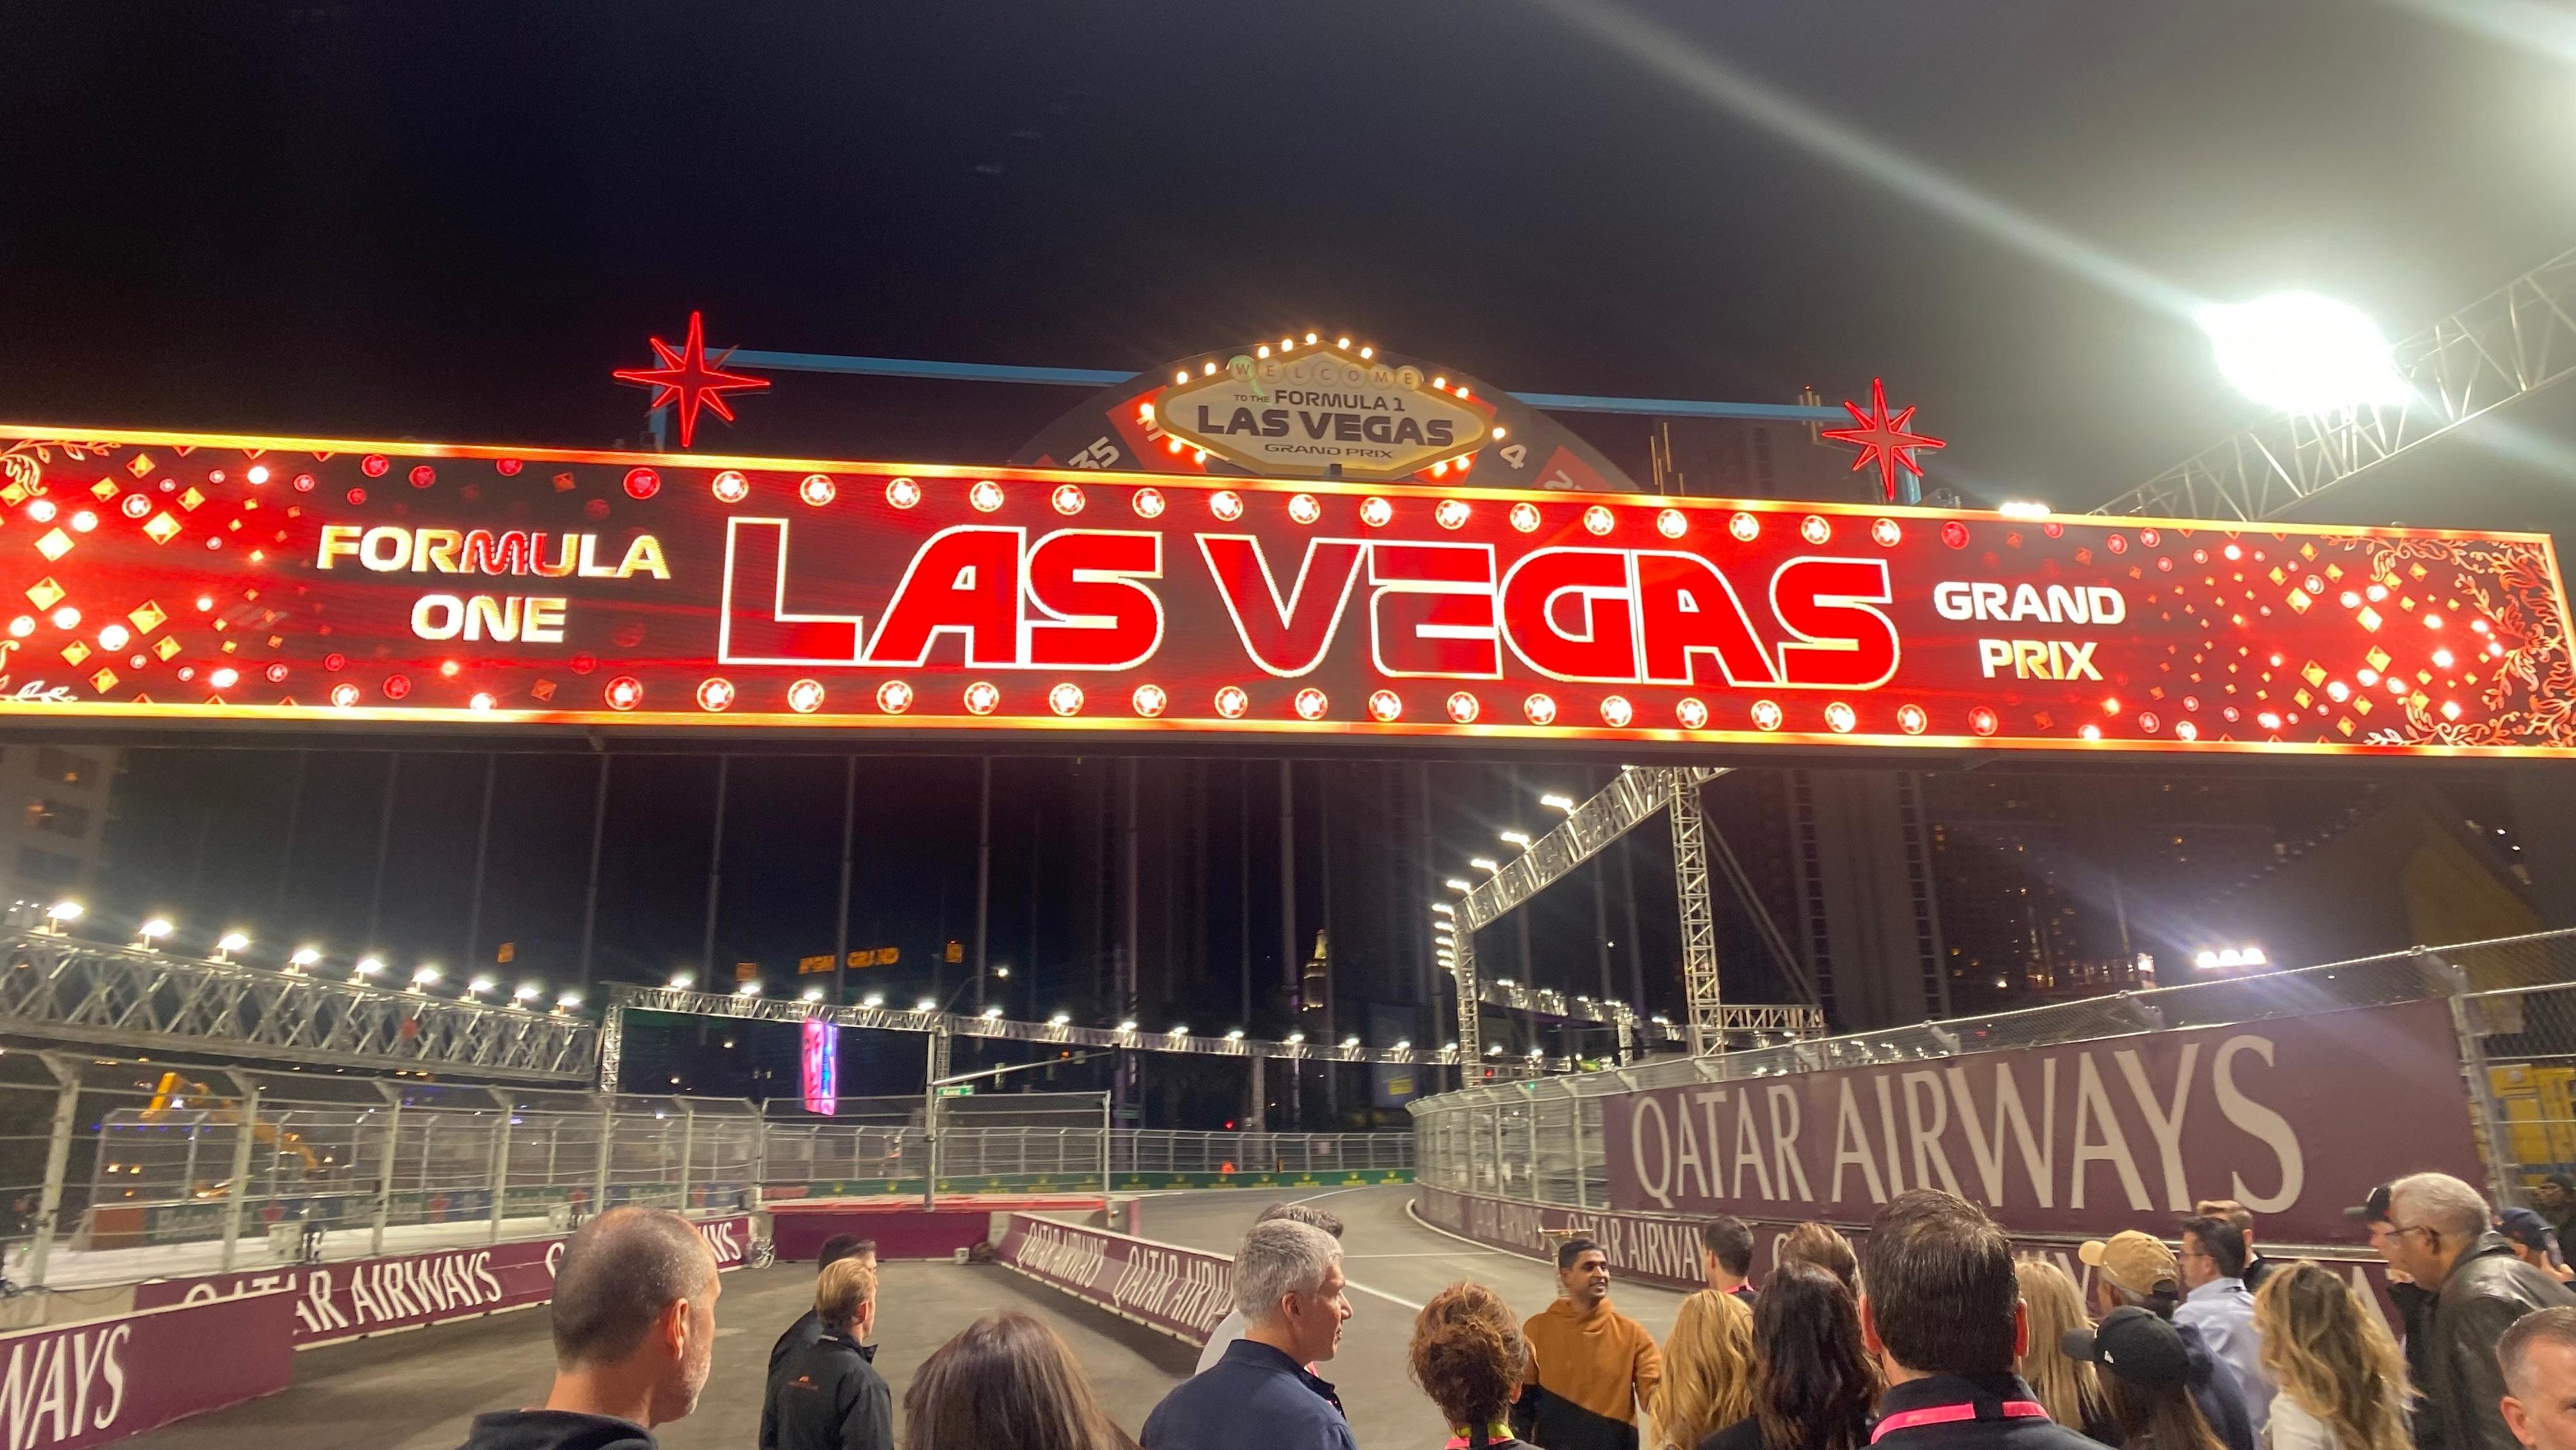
(2016, 1256), (2110, 1442)
(1652, 1289), (1756, 1450)
(2252, 1261), (2411, 1450)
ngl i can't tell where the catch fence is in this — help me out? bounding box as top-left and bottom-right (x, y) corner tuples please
(1411, 928), (2576, 1219)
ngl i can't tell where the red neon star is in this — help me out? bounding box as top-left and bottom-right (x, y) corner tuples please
(1820, 377), (1944, 501)
(612, 311), (769, 448)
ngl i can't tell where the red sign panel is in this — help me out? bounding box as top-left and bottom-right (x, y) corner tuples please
(1, 425), (2568, 755)
(0, 1290), (296, 1449)
(131, 1213), (752, 1346)
(992, 1212), (1234, 1344)
(1599, 999), (2479, 1243)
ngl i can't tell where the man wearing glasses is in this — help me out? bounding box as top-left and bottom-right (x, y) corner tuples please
(2367, 1173), (2576, 1450)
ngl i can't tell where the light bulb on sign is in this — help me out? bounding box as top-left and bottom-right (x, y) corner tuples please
(1293, 687), (1329, 721)
(606, 676), (644, 710)
(1209, 490), (1245, 522)
(1130, 488), (1165, 519)
(1599, 695), (1634, 728)
(1360, 497), (1393, 528)
(1048, 682), (1085, 717)
(1676, 698), (1709, 730)
(711, 471), (750, 504)
(1583, 506), (1615, 536)
(885, 477), (922, 509)
(696, 678), (735, 712)
(798, 474), (836, 506)
(1729, 512), (1759, 542)
(1214, 686), (1250, 719)
(331, 683), (361, 708)
(1523, 694), (1557, 726)
(876, 680), (914, 714)
(1509, 502), (1541, 533)
(1435, 499), (1470, 530)
(1369, 690), (1402, 722)
(1131, 683), (1168, 717)
(1896, 703), (1928, 735)
(1825, 701), (1858, 733)
(1446, 691), (1480, 724)
(969, 480), (1005, 513)
(1051, 484), (1085, 515)
(963, 681), (1001, 715)
(1800, 515), (1831, 545)
(1287, 494), (1322, 525)
(1655, 510), (1687, 539)
(787, 678), (826, 713)
(1871, 518), (1903, 547)
(1750, 699), (1784, 731)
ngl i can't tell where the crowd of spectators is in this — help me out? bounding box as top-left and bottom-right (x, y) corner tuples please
(444, 1168), (2576, 1450)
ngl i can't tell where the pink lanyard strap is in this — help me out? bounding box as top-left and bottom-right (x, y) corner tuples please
(1871, 1401), (2052, 1444)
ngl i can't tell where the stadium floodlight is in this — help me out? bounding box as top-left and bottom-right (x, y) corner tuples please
(1445, 878), (1472, 892)
(737, 982), (763, 997)
(411, 967), (441, 989)
(1285, 1031), (1305, 1045)
(1997, 501), (2052, 520)
(862, 994), (885, 1008)
(511, 982), (541, 1003)
(915, 998), (938, 1013)
(1540, 793), (1576, 813)
(982, 1005), (1003, 1019)
(1116, 1019), (1138, 1033)
(1168, 1025), (1188, 1036)
(352, 957), (384, 979)
(1499, 830), (1532, 848)
(134, 917), (173, 947)
(466, 976), (496, 996)
(43, 900), (82, 926)
(669, 972), (695, 990)
(558, 992), (585, 1010)
(804, 988), (827, 1004)
(1394, 1039), (1411, 1050)
(1049, 1011), (1070, 1026)
(1431, 902), (1456, 916)
(1342, 1034), (1361, 1049)
(2194, 945), (2268, 971)
(1225, 1028), (1245, 1041)
(2198, 292), (2412, 414)
(214, 931), (249, 961)
(1486, 1043), (1503, 1056)
(1470, 857), (1502, 873)
(290, 946), (322, 969)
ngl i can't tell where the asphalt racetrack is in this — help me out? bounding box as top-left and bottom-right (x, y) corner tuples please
(125, 1186), (1692, 1450)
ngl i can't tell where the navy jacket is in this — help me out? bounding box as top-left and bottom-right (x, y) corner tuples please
(1142, 1339), (1356, 1450)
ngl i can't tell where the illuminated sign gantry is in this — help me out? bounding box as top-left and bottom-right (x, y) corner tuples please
(0, 423), (2566, 756)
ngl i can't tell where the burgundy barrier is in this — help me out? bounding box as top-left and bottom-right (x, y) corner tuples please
(134, 1214), (750, 1347)
(768, 1206), (993, 1263)
(991, 1214), (1234, 1344)
(0, 1290), (297, 1449)
(1600, 999), (2480, 1244)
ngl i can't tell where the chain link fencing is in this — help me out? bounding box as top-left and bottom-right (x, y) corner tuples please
(1415, 927), (2576, 1213)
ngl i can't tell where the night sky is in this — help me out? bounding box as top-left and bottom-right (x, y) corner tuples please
(8, 3), (2576, 1103)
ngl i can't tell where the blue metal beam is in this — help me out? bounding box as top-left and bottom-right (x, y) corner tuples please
(713, 348), (1846, 421)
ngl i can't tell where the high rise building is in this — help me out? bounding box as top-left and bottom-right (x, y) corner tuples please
(0, 744), (119, 910)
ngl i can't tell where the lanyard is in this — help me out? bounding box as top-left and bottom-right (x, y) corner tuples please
(1445, 1430), (1514, 1449)
(1871, 1401), (2052, 1444)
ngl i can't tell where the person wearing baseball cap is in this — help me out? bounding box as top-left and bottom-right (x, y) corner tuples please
(2078, 1232), (2256, 1450)
(2347, 1182), (2446, 1450)
(2499, 1209), (2576, 1286)
(2061, 1309), (2226, 1450)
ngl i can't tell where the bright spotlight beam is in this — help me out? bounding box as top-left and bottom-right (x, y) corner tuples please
(2197, 292), (2414, 415)
(1523, 0), (2201, 320)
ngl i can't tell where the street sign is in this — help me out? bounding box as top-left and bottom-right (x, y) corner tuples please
(845, 947), (898, 968)
(733, 961), (758, 983)
(935, 1084), (975, 1098)
(944, 940), (963, 964)
(495, 942), (514, 963)
(797, 954), (833, 975)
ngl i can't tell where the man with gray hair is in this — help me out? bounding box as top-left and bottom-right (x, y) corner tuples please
(454, 1206), (722, 1450)
(2502, 1306), (2576, 1450)
(2377, 1171), (2576, 1450)
(1195, 1201), (1347, 1375)
(1143, 1217), (1356, 1450)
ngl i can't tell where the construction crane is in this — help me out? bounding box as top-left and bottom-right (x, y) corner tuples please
(2095, 247), (2576, 522)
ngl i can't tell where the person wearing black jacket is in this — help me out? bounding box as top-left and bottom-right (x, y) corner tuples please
(2378, 1173), (2576, 1450)
(763, 1256), (895, 1450)
(767, 1236), (877, 1384)
(453, 1207), (722, 1450)
(1855, 1190), (2103, 1450)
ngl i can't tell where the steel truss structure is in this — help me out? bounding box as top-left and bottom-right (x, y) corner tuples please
(2097, 247), (2576, 522)
(0, 930), (599, 1083)
(598, 982), (1673, 1090)
(1447, 767), (1823, 1070)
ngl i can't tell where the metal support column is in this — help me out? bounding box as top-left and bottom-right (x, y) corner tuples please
(974, 758), (992, 1012)
(217, 1074), (263, 1272)
(702, 756), (730, 980)
(833, 757), (856, 1006)
(1669, 770), (1723, 1056)
(1450, 930), (1482, 1078)
(26, 1056), (81, 1287)
(923, 1029), (952, 1210)
(591, 1100), (617, 1219)
(464, 752), (497, 969)
(577, 754), (611, 987)
(370, 1082), (402, 1257)
(485, 1089), (515, 1243)
(676, 1102), (696, 1213)
(1570, 1095), (1592, 1208)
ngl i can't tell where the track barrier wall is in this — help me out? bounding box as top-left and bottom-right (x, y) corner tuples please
(991, 1212), (1234, 1346)
(1411, 928), (2576, 1268)
(0, 1290), (297, 1450)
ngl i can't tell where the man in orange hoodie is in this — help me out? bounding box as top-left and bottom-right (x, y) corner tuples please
(1511, 1237), (1663, 1450)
